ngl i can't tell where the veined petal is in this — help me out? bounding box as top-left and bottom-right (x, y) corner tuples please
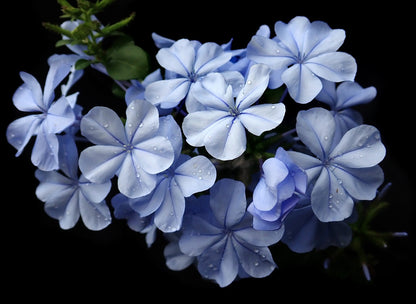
(246, 35), (294, 70)
(296, 108), (336, 160)
(306, 52), (357, 82)
(239, 103), (285, 136)
(125, 99), (159, 144)
(133, 136), (174, 174)
(45, 97), (75, 133)
(79, 195), (111, 231)
(252, 178), (278, 211)
(156, 39), (195, 77)
(14, 72), (44, 111)
(79, 145), (126, 183)
(274, 17), (310, 55)
(287, 151), (323, 182)
(234, 219), (284, 246)
(332, 165), (384, 201)
(210, 179), (246, 228)
(79, 175), (112, 203)
(194, 42), (232, 75)
(311, 168), (354, 222)
(330, 125), (386, 168)
(31, 127), (59, 171)
(154, 179), (185, 232)
(282, 63), (323, 104)
(174, 155), (216, 197)
(144, 78), (190, 109)
(7, 115), (42, 156)
(304, 22), (345, 57)
(236, 64), (271, 110)
(80, 106), (127, 146)
(336, 81), (377, 109)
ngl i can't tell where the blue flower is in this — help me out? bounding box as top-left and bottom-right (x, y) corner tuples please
(248, 147), (307, 230)
(78, 99), (176, 198)
(110, 114), (217, 233)
(281, 191), (353, 253)
(247, 16), (357, 104)
(316, 80), (377, 142)
(179, 178), (283, 287)
(182, 64), (286, 160)
(35, 135), (112, 230)
(144, 38), (243, 112)
(288, 107), (385, 222)
(7, 54), (78, 171)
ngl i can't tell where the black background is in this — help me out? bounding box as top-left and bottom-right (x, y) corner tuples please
(2, 0), (415, 300)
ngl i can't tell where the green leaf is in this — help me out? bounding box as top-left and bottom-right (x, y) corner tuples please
(75, 58), (92, 70)
(104, 39), (149, 81)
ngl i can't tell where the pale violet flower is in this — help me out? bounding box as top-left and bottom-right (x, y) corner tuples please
(110, 115), (217, 233)
(179, 179), (283, 287)
(182, 64), (286, 160)
(35, 135), (112, 230)
(316, 80), (377, 142)
(7, 54), (78, 171)
(248, 147), (307, 230)
(247, 16), (357, 104)
(288, 107), (385, 222)
(79, 99), (175, 198)
(145, 38), (243, 112)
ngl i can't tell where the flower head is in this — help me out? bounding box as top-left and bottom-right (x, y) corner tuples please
(247, 16), (357, 103)
(182, 64), (286, 160)
(288, 107), (385, 222)
(248, 147), (307, 230)
(79, 99), (176, 198)
(179, 178), (283, 287)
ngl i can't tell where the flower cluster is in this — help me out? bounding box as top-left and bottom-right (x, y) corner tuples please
(8, 12), (392, 287)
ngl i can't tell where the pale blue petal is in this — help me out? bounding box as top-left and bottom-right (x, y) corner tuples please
(287, 151), (323, 182)
(130, 178), (166, 216)
(80, 106), (127, 146)
(239, 103), (285, 136)
(57, 134), (79, 179)
(79, 175), (112, 203)
(45, 97), (75, 133)
(205, 117), (246, 161)
(154, 178), (185, 232)
(56, 191), (80, 230)
(117, 153), (157, 198)
(332, 165), (384, 201)
(192, 73), (235, 111)
(274, 17), (310, 55)
(219, 71), (245, 96)
(311, 168), (354, 222)
(315, 79), (337, 107)
(336, 81), (377, 109)
(79, 195), (111, 231)
(306, 52), (357, 82)
(174, 155), (216, 197)
(304, 23), (345, 57)
(236, 64), (270, 110)
(232, 237), (276, 278)
(31, 127), (59, 171)
(233, 222), (284, 246)
(132, 136), (174, 174)
(296, 108), (336, 160)
(79, 145), (126, 183)
(197, 236), (239, 287)
(330, 125), (386, 168)
(7, 115), (42, 156)
(144, 78), (190, 109)
(14, 72), (44, 111)
(179, 216), (224, 256)
(151, 32), (175, 48)
(156, 115), (183, 160)
(194, 42), (232, 75)
(156, 39), (195, 77)
(281, 63), (323, 104)
(125, 99), (159, 144)
(246, 35), (294, 69)
(210, 179), (246, 228)
(252, 178), (277, 211)
(164, 241), (195, 271)
(35, 170), (75, 203)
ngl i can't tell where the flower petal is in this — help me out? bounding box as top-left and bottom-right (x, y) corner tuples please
(7, 115), (42, 156)
(304, 22), (345, 57)
(144, 78), (190, 109)
(281, 63), (323, 104)
(156, 39), (195, 77)
(311, 168), (354, 222)
(79, 175), (112, 203)
(80, 106), (127, 146)
(194, 42), (232, 75)
(330, 125), (386, 168)
(45, 97), (75, 133)
(14, 72), (44, 111)
(79, 145), (126, 183)
(174, 155), (217, 197)
(306, 52), (357, 82)
(296, 107), (336, 160)
(336, 81), (377, 108)
(31, 127), (59, 171)
(239, 103), (285, 136)
(125, 99), (159, 144)
(210, 179), (247, 228)
(79, 195), (111, 231)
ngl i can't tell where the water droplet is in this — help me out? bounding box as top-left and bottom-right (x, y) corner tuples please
(226, 124), (230, 128)
(254, 262), (259, 267)
(130, 106), (135, 110)
(329, 194), (333, 199)
(153, 146), (157, 151)
(198, 176), (203, 180)
(247, 80), (252, 85)
(275, 49), (280, 54)
(139, 123), (144, 128)
(104, 123), (109, 128)
(271, 105), (276, 109)
(128, 123), (132, 128)
(324, 136), (328, 141)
